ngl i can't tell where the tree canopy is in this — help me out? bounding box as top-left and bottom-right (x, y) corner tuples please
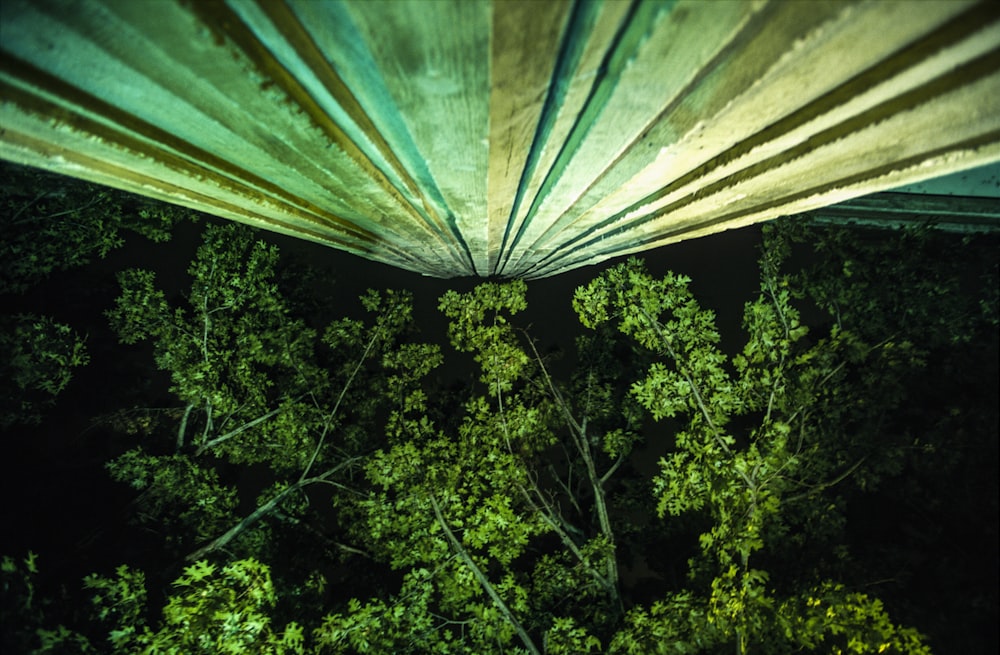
(0, 163), (191, 428)
(1, 174), (997, 654)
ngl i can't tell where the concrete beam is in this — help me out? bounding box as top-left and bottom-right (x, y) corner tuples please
(808, 191), (1000, 232)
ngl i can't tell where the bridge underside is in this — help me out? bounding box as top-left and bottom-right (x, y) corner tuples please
(2, 0), (999, 278)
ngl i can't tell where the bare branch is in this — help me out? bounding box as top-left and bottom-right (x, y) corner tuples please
(195, 402), (291, 456)
(639, 308), (722, 441)
(523, 329), (623, 613)
(599, 454), (626, 486)
(176, 403), (194, 451)
(429, 496), (540, 655)
(186, 457), (362, 561)
(517, 483), (612, 593)
(785, 457), (868, 504)
(300, 326), (383, 482)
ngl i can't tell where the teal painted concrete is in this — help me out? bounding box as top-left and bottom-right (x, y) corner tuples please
(2, 0), (1000, 277)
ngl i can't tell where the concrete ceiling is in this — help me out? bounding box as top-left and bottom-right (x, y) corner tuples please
(889, 160), (1000, 197)
(2, 0), (999, 278)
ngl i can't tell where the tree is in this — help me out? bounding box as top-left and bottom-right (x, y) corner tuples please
(314, 219), (951, 653)
(574, 253), (931, 653)
(315, 280), (634, 653)
(104, 222), (428, 566)
(3, 216), (995, 653)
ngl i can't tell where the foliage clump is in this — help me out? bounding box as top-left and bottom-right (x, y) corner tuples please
(1, 162), (193, 428)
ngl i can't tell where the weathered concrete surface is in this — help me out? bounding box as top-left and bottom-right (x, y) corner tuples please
(809, 190), (1000, 233)
(890, 160), (1000, 197)
(2, 0), (999, 278)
